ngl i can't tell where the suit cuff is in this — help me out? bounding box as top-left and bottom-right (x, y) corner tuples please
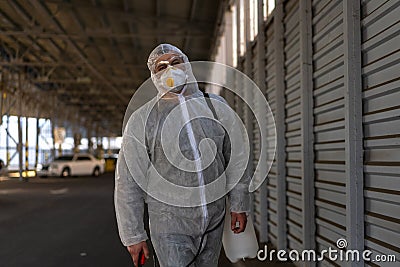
(121, 232), (148, 247)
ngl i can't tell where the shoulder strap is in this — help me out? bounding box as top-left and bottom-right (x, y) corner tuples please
(203, 92), (218, 120)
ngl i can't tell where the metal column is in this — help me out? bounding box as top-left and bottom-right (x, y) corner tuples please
(87, 123), (93, 154)
(51, 118), (56, 160)
(25, 116), (29, 171)
(299, 0), (315, 260)
(35, 113), (40, 170)
(243, 0), (255, 219)
(236, 0), (241, 64)
(73, 113), (80, 154)
(17, 89), (25, 181)
(235, 0), (242, 118)
(343, 0), (364, 265)
(274, 0), (287, 250)
(257, 0), (268, 243)
(223, 7), (235, 107)
(6, 113), (10, 166)
(107, 137), (112, 155)
(0, 84), (4, 125)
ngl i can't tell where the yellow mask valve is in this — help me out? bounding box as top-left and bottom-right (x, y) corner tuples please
(166, 77), (174, 87)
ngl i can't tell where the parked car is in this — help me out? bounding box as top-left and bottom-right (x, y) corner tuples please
(37, 154), (105, 177)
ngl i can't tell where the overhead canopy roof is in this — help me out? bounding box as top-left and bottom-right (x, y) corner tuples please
(0, 0), (224, 135)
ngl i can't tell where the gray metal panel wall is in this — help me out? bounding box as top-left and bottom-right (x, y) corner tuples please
(361, 0), (400, 263)
(312, 1), (346, 265)
(230, 0), (399, 265)
(264, 15), (278, 246)
(251, 39), (263, 234)
(283, 0), (303, 252)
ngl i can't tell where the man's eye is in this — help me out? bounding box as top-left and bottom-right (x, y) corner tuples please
(157, 65), (167, 72)
(171, 60), (180, 65)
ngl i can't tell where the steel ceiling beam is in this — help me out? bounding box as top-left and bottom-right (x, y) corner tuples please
(183, 0), (198, 52)
(92, 0), (129, 79)
(122, 0), (142, 84)
(6, 0), (85, 81)
(1, 0), (222, 136)
(0, 2), (135, 133)
(46, 0), (215, 29)
(30, 78), (140, 85)
(64, 0), (105, 62)
(28, 0), (127, 106)
(0, 7), (50, 64)
(0, 14), (85, 123)
(0, 30), (210, 39)
(156, 0), (161, 44)
(0, 61), (143, 68)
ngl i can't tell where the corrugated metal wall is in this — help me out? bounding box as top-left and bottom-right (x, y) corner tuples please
(252, 38), (263, 235)
(312, 1), (347, 265)
(264, 15), (279, 246)
(361, 0), (400, 263)
(283, 0), (303, 252)
(234, 0), (399, 265)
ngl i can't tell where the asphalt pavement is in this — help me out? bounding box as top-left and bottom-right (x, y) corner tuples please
(0, 173), (246, 267)
(0, 173), (295, 267)
(0, 174), (126, 267)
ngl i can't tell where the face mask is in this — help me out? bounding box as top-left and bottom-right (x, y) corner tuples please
(156, 66), (187, 93)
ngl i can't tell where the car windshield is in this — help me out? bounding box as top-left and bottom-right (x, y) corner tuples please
(54, 156), (74, 161)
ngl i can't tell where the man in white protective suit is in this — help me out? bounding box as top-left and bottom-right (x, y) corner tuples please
(115, 43), (250, 267)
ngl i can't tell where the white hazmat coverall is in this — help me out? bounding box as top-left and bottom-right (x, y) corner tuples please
(115, 44), (250, 267)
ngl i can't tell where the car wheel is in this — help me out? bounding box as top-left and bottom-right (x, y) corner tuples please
(92, 167), (100, 177)
(61, 167), (70, 178)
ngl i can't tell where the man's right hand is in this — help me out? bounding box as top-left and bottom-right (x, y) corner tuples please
(127, 241), (150, 267)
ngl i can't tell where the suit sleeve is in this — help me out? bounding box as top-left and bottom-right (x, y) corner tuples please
(114, 113), (150, 246)
(223, 119), (251, 213)
(212, 94), (251, 213)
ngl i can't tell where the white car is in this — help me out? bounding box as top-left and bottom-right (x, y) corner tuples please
(37, 154), (105, 177)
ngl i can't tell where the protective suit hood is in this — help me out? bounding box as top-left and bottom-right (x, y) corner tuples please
(147, 43), (200, 97)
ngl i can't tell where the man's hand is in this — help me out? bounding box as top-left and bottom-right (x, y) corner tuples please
(231, 212), (247, 234)
(127, 241), (149, 267)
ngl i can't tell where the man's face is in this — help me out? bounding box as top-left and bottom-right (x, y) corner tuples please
(154, 53), (185, 74)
